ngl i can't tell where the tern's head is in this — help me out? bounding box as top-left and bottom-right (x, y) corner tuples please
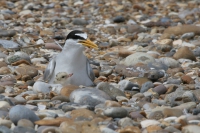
(64, 30), (98, 49)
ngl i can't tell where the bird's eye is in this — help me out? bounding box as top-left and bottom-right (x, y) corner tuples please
(61, 76), (65, 78)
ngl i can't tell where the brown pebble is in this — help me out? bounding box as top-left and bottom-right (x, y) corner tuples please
(60, 85), (79, 97)
(152, 84), (167, 95)
(181, 75), (194, 84)
(173, 46), (196, 61)
(163, 108), (183, 117)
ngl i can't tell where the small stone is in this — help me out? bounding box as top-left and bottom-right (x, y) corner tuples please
(0, 118), (12, 128)
(60, 85), (79, 97)
(72, 18), (88, 25)
(140, 120), (160, 128)
(147, 111), (164, 120)
(59, 120), (81, 133)
(17, 119), (34, 129)
(35, 117), (69, 126)
(37, 126), (59, 133)
(51, 96), (70, 102)
(19, 10), (32, 16)
(163, 108), (183, 117)
(173, 46), (196, 61)
(69, 88), (111, 107)
(0, 101), (10, 108)
(0, 30), (16, 37)
(13, 126), (35, 133)
(118, 126), (141, 133)
(101, 127), (117, 133)
(71, 108), (95, 119)
(129, 111), (146, 119)
(0, 39), (19, 49)
(118, 117), (136, 128)
(120, 52), (155, 66)
(182, 125), (200, 133)
(140, 81), (154, 93)
(181, 32), (195, 39)
(96, 82), (125, 100)
(113, 16), (125, 23)
(181, 75), (194, 84)
(0, 126), (12, 133)
(9, 105), (40, 124)
(118, 80), (139, 92)
(152, 84), (167, 95)
(164, 126), (181, 133)
(158, 57), (180, 68)
(104, 107), (128, 118)
(193, 47), (200, 57)
(105, 100), (121, 107)
(182, 91), (196, 102)
(174, 102), (196, 110)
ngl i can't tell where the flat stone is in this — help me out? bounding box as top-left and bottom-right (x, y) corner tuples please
(140, 119), (160, 128)
(103, 107), (128, 118)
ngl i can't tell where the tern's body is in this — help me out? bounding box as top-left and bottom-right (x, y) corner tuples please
(43, 30), (97, 87)
(49, 40), (93, 86)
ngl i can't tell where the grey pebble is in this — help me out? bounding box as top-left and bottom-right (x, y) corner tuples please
(181, 32), (194, 39)
(166, 78), (181, 85)
(0, 125), (12, 133)
(0, 30), (16, 37)
(96, 82), (125, 100)
(0, 39), (19, 49)
(9, 105), (40, 124)
(140, 81), (154, 93)
(70, 88), (111, 107)
(104, 107), (128, 118)
(101, 127), (118, 133)
(13, 126), (36, 133)
(193, 47), (200, 56)
(72, 18), (88, 25)
(118, 80), (139, 91)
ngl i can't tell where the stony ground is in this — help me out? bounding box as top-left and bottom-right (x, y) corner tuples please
(0, 0), (200, 133)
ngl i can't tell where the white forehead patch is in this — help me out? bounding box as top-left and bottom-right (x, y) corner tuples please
(75, 33), (87, 39)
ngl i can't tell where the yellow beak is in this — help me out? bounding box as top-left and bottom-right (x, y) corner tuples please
(79, 39), (98, 49)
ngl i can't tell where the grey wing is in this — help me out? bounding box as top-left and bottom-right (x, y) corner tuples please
(86, 58), (95, 82)
(43, 56), (56, 82)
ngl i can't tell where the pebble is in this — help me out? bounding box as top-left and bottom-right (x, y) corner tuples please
(118, 80), (139, 91)
(17, 119), (34, 129)
(173, 46), (196, 61)
(9, 105), (40, 124)
(72, 18), (88, 25)
(182, 125), (200, 133)
(103, 107), (128, 118)
(96, 82), (125, 100)
(113, 16), (125, 23)
(0, 39), (19, 49)
(120, 52), (155, 66)
(140, 81), (154, 93)
(140, 119), (160, 128)
(69, 88), (111, 107)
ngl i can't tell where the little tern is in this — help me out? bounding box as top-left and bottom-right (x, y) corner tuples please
(54, 72), (73, 85)
(43, 30), (98, 86)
